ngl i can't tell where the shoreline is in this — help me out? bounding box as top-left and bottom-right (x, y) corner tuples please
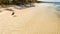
(0, 3), (59, 34)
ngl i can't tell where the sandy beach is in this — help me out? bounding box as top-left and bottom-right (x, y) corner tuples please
(0, 3), (60, 34)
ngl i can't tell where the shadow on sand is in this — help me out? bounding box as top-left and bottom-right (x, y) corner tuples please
(0, 3), (35, 17)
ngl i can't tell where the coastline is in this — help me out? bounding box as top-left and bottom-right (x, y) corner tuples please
(0, 3), (59, 34)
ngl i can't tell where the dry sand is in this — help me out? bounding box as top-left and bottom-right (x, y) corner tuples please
(0, 3), (60, 34)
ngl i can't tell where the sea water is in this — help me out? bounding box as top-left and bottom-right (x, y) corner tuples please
(45, 2), (60, 11)
(54, 2), (60, 17)
(54, 2), (60, 11)
(46, 2), (60, 16)
(47, 2), (60, 11)
(54, 2), (60, 5)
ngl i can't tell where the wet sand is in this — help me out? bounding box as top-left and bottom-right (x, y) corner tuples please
(0, 3), (60, 34)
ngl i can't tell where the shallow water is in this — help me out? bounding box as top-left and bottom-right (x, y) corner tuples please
(56, 5), (60, 11)
(55, 5), (60, 18)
